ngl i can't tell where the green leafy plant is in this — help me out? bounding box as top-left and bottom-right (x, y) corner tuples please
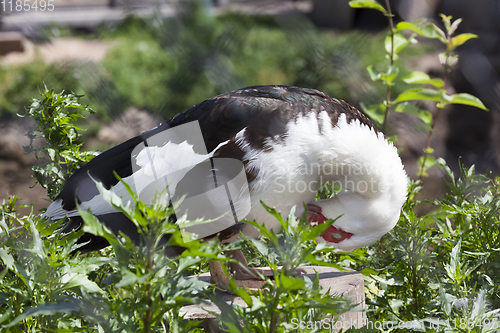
(74, 176), (226, 332)
(208, 204), (353, 333)
(349, 1), (488, 178)
(21, 88), (97, 200)
(339, 2), (500, 331)
(0, 196), (104, 332)
(0, 176), (353, 331)
(337, 162), (500, 333)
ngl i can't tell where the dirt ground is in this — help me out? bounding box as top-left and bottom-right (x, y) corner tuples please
(1, 36), (114, 65)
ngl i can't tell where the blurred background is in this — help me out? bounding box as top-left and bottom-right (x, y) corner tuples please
(0, 0), (499, 212)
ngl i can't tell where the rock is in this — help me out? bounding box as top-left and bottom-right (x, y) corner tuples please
(93, 107), (164, 146)
(0, 117), (48, 213)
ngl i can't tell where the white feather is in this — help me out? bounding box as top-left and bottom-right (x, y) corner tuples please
(315, 114), (408, 251)
(231, 112), (408, 250)
(44, 198), (67, 220)
(45, 140), (219, 219)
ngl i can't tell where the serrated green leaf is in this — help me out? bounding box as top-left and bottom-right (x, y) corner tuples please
(3, 301), (81, 328)
(448, 93), (488, 110)
(0, 248), (14, 270)
(228, 278), (254, 306)
(96, 182), (125, 209)
(439, 284), (452, 317)
(247, 238), (269, 257)
(449, 239), (462, 278)
(63, 273), (105, 294)
(385, 33), (410, 55)
(366, 65), (381, 81)
(395, 21), (423, 35)
(402, 71), (444, 88)
(450, 33), (477, 50)
(395, 88), (445, 103)
(177, 257), (203, 274)
(79, 204), (117, 245)
(115, 270), (140, 288)
(360, 102), (385, 125)
(348, 0), (387, 14)
(0, 305), (12, 325)
(45, 147), (56, 160)
(249, 296), (266, 311)
(449, 18), (462, 35)
(278, 271), (306, 290)
(395, 102), (432, 124)
(371, 274), (404, 286)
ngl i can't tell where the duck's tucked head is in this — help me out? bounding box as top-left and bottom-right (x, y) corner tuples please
(307, 203), (354, 243)
(306, 182), (406, 253)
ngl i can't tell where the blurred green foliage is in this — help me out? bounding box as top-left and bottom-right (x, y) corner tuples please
(0, 61), (82, 117)
(0, 0), (429, 122)
(100, 2), (427, 119)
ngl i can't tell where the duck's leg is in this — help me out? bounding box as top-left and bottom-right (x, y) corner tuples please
(209, 249), (306, 291)
(208, 249), (273, 290)
(228, 249), (274, 280)
(209, 260), (231, 289)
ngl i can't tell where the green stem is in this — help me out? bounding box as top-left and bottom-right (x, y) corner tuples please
(269, 295), (280, 333)
(382, 0), (395, 133)
(418, 106), (443, 180)
(418, 37), (451, 181)
(144, 245), (153, 333)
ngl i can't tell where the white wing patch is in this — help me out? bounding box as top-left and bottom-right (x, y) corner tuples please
(44, 199), (68, 220)
(45, 140), (227, 220)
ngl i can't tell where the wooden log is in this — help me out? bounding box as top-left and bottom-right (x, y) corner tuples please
(0, 32), (25, 56)
(180, 266), (366, 332)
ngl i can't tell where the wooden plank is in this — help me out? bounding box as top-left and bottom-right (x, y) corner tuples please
(180, 266), (366, 332)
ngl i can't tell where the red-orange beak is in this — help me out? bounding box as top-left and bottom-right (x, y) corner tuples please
(307, 204), (353, 243)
